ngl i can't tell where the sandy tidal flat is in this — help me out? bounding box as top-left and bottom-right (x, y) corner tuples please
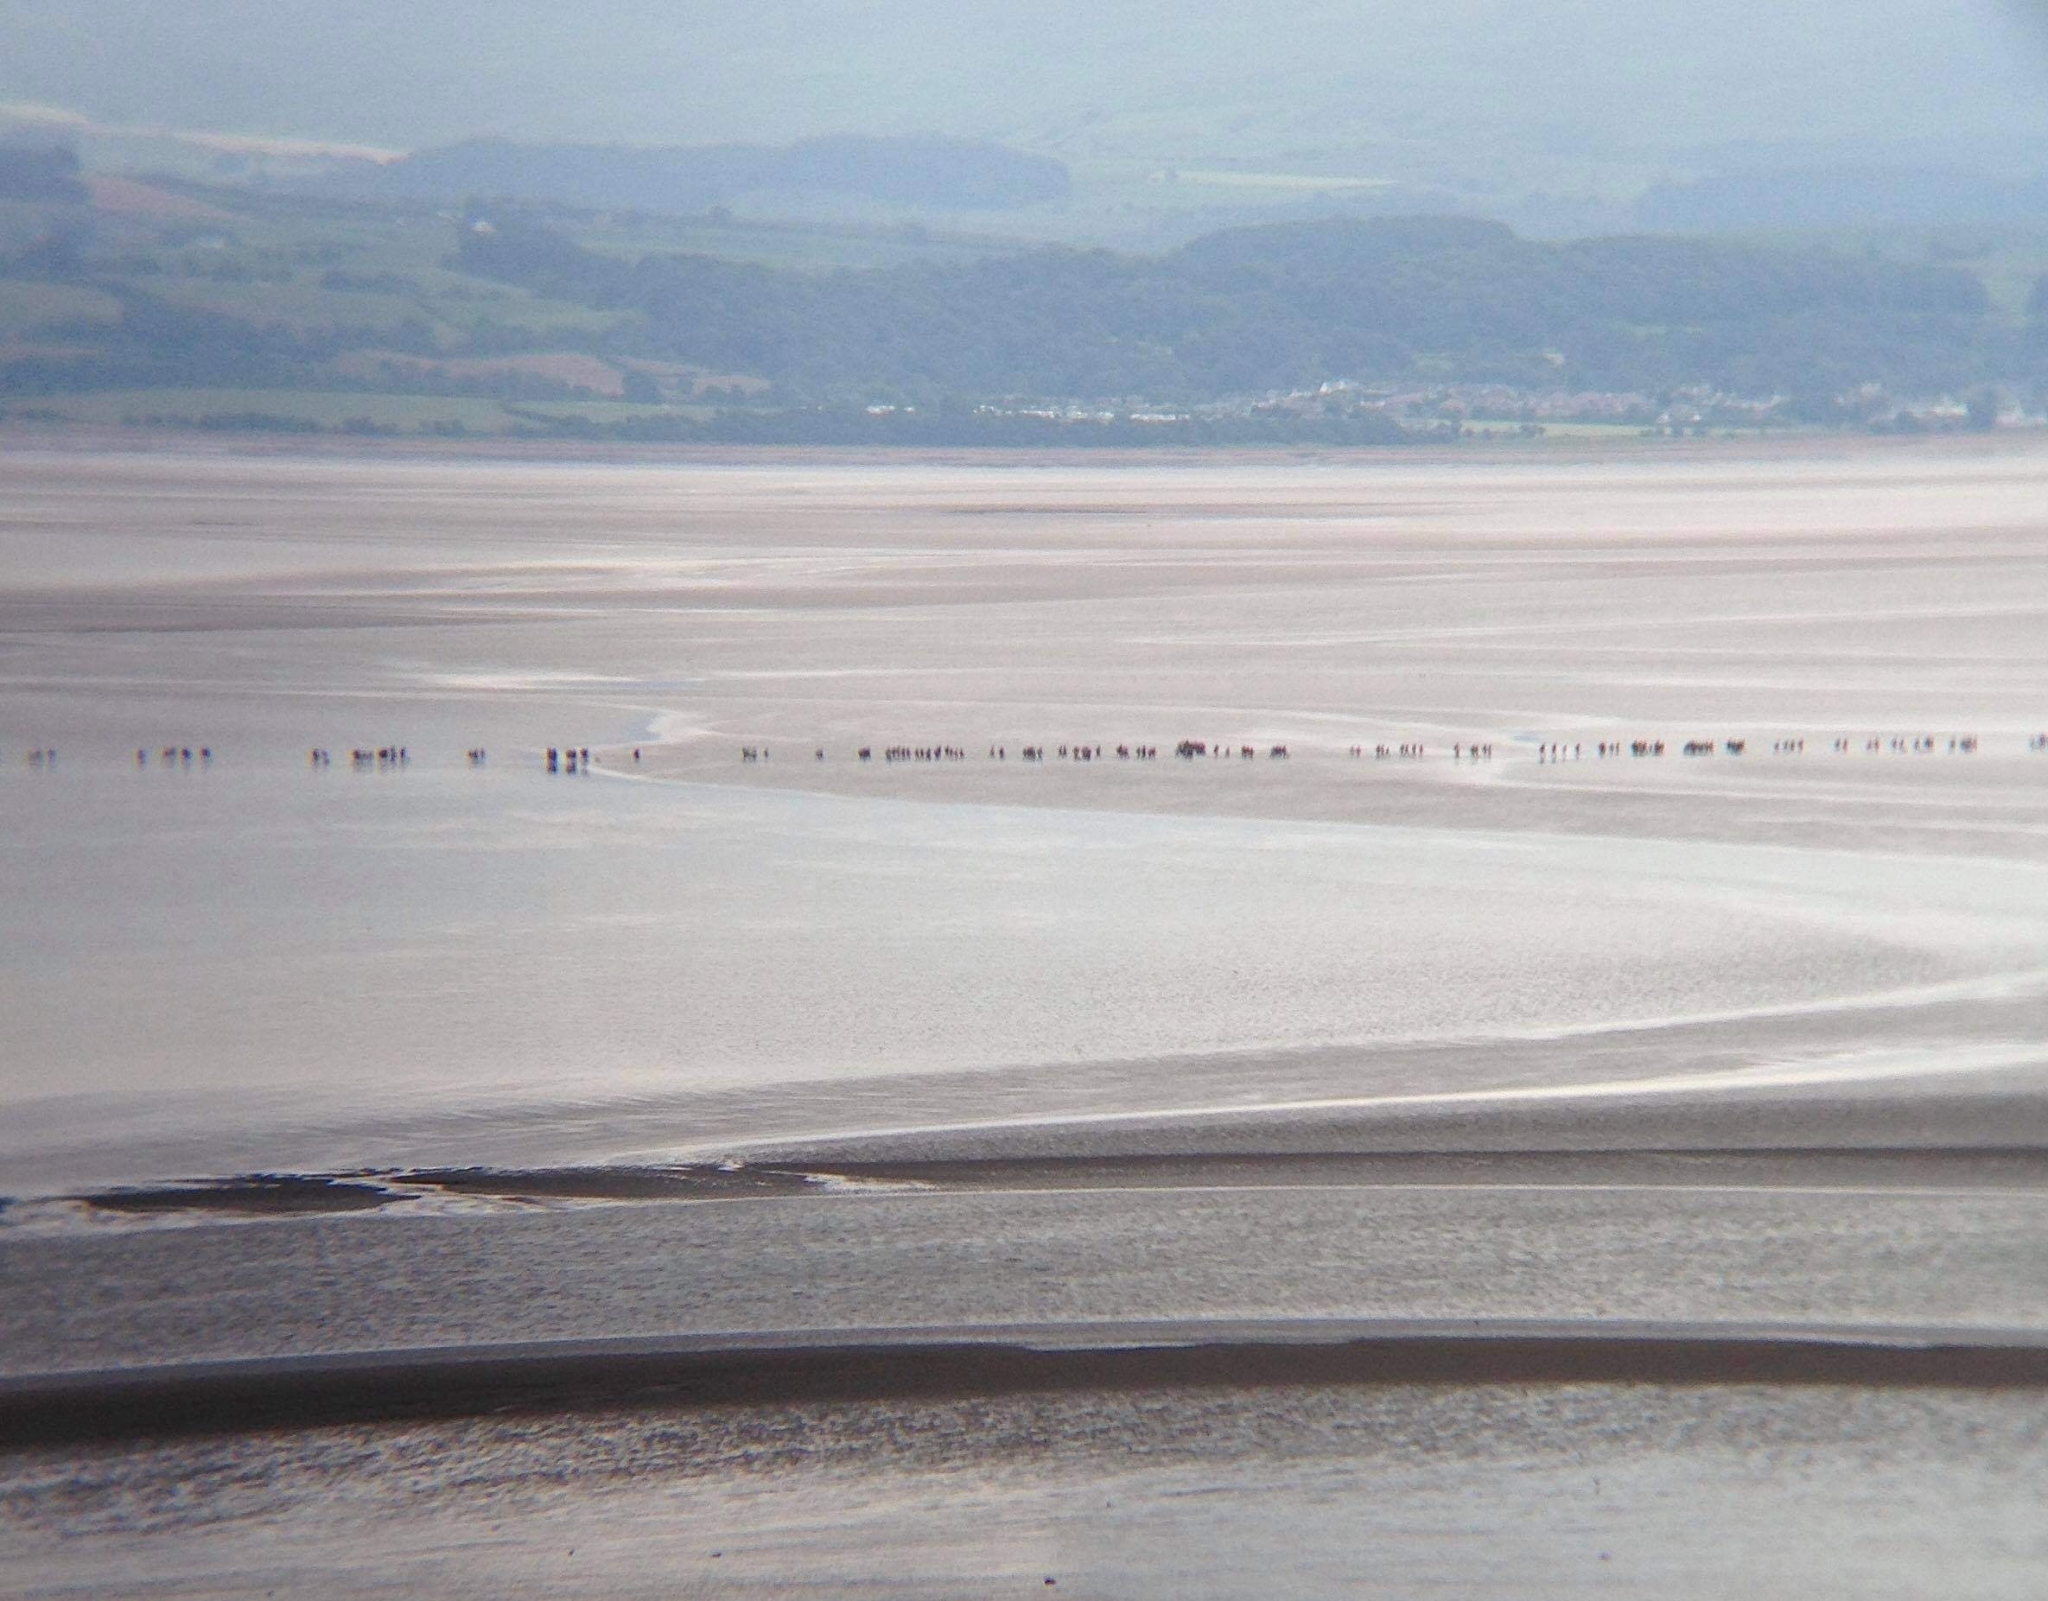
(5, 441), (2048, 1597)
(1, 442), (2045, 1189)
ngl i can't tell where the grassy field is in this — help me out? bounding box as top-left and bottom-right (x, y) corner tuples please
(0, 176), (1040, 439)
(126, 202), (630, 345)
(0, 172), (1048, 438)
(0, 179), (776, 433)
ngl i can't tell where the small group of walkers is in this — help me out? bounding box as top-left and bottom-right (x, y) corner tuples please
(878, 746), (968, 762)
(303, 746), (407, 768)
(1357, 742), (1488, 759)
(1168, 741), (1286, 760)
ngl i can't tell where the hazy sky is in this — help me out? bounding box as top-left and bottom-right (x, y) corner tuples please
(4, 1), (2047, 169)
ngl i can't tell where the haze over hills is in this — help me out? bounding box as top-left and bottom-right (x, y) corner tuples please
(2, 3), (2047, 443)
(3, 2), (2044, 158)
(374, 137), (1072, 215)
(5, 0), (2048, 239)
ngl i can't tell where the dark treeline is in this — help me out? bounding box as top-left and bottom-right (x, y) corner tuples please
(0, 145), (89, 204)
(458, 214), (2023, 406)
(0, 287), (379, 396)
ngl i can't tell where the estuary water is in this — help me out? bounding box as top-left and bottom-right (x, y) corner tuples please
(6, 441), (2048, 1597)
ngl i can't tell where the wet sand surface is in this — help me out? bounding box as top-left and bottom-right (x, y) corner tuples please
(3, 445), (2048, 1193)
(5, 1381), (2042, 1600)
(8, 1171), (2048, 1377)
(6, 1155), (2048, 1593)
(4, 440), (2048, 1594)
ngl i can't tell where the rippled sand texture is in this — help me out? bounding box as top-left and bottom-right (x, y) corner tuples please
(2, 441), (2047, 1189)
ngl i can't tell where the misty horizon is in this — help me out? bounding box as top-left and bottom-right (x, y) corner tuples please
(5, 2), (2048, 179)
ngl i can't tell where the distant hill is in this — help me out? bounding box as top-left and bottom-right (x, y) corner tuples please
(378, 136), (1071, 214)
(455, 213), (2010, 405)
(2, 185), (2033, 445)
(5, 0), (2047, 211)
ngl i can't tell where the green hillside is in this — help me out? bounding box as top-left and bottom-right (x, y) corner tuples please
(2, 165), (2040, 445)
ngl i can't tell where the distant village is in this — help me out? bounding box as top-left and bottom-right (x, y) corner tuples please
(961, 378), (2046, 438)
